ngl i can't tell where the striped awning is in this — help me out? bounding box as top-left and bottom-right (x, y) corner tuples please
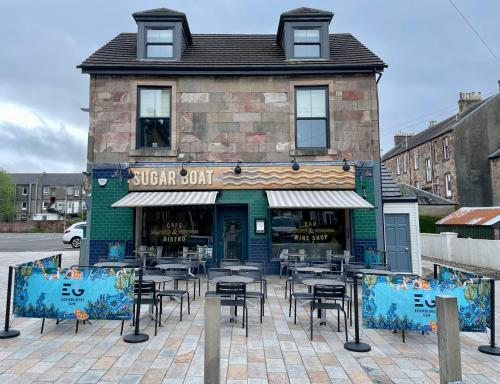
(265, 190), (373, 209)
(112, 191), (218, 208)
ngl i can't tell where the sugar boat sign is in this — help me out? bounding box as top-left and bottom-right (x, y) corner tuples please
(129, 165), (354, 191)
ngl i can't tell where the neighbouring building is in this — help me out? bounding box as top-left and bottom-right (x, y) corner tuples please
(11, 173), (84, 221)
(78, 6), (418, 272)
(398, 183), (457, 217)
(382, 84), (500, 207)
(436, 207), (500, 240)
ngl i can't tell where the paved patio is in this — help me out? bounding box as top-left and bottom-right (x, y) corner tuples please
(0, 252), (498, 383)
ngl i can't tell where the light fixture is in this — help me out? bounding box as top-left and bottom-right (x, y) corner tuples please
(180, 163), (188, 177)
(127, 169), (135, 180)
(234, 160), (242, 174)
(291, 157), (300, 171)
(361, 185), (367, 200)
(97, 178), (107, 188)
(342, 158), (351, 172)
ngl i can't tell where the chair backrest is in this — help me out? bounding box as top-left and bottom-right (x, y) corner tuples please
(238, 269), (263, 290)
(156, 246), (164, 258)
(310, 260), (331, 268)
(163, 267), (189, 278)
(158, 257), (178, 264)
(216, 282), (246, 300)
(291, 270), (315, 291)
(123, 256), (141, 267)
(220, 259), (241, 267)
(208, 268), (231, 281)
(245, 261), (265, 273)
(143, 267), (161, 276)
(320, 271), (346, 283)
(134, 280), (156, 296)
(313, 284), (345, 301)
(288, 261), (307, 272)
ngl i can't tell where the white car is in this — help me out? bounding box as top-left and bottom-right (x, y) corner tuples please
(63, 222), (86, 248)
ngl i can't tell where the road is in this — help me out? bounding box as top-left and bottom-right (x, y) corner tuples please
(0, 233), (74, 252)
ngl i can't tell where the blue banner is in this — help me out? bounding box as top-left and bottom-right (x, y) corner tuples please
(20, 254), (60, 269)
(362, 275), (490, 332)
(437, 265), (479, 280)
(13, 266), (135, 321)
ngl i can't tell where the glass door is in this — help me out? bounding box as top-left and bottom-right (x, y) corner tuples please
(216, 205), (248, 262)
(223, 218), (242, 259)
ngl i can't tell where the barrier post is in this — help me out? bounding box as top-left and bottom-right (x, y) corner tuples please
(436, 295), (462, 384)
(433, 263), (438, 279)
(0, 266), (21, 339)
(57, 254), (62, 268)
(123, 267), (149, 343)
(204, 296), (221, 384)
(479, 279), (500, 355)
(344, 274), (371, 352)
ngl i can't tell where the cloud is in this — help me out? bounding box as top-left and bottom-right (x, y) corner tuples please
(0, 102), (87, 173)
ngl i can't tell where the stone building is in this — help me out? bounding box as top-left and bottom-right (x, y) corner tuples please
(11, 173), (84, 221)
(78, 7), (422, 272)
(382, 86), (500, 207)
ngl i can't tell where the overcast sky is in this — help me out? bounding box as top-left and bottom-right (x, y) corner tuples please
(1, 0), (499, 173)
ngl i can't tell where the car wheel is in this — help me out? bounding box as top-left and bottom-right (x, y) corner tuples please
(71, 237), (81, 248)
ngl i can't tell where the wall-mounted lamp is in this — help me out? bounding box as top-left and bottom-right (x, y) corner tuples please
(361, 185), (367, 200)
(97, 178), (108, 188)
(234, 160), (242, 174)
(291, 157), (300, 171)
(342, 158), (351, 172)
(127, 169), (135, 180)
(180, 163), (188, 177)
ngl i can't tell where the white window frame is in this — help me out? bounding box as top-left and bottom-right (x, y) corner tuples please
(21, 201), (27, 210)
(413, 149), (419, 170)
(415, 180), (421, 189)
(57, 201), (63, 210)
(74, 188), (80, 197)
(445, 173), (452, 198)
(443, 137), (449, 160)
(43, 186), (49, 195)
(21, 186), (28, 195)
(42, 201), (48, 210)
(425, 158), (432, 182)
(396, 157), (401, 175)
(434, 176), (441, 196)
(67, 187), (74, 196)
(434, 141), (439, 163)
(403, 153), (408, 174)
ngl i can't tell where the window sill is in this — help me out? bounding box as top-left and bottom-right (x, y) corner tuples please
(129, 149), (178, 157)
(290, 148), (336, 156)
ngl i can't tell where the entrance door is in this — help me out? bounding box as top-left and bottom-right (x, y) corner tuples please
(384, 214), (411, 272)
(216, 206), (248, 262)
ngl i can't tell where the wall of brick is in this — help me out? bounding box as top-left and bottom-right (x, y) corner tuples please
(89, 74), (380, 164)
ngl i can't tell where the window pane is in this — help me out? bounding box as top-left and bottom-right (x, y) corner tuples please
(294, 29), (320, 43)
(296, 89), (326, 118)
(140, 118), (171, 148)
(296, 119), (327, 148)
(147, 29), (173, 43)
(294, 44), (320, 58)
(140, 89), (170, 118)
(146, 44), (173, 58)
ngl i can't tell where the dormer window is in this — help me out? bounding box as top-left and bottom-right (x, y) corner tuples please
(146, 29), (173, 59)
(293, 29), (320, 58)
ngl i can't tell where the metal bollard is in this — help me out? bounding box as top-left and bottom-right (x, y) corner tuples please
(436, 295), (462, 384)
(204, 296), (221, 384)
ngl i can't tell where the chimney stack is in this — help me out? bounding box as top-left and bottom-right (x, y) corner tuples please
(394, 131), (414, 147)
(429, 120), (437, 127)
(458, 92), (482, 114)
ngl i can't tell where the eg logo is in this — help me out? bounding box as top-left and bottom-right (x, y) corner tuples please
(414, 293), (435, 308)
(62, 283), (85, 297)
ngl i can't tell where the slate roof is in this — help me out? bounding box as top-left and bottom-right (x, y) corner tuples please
(437, 207), (500, 226)
(489, 147), (500, 159)
(11, 173), (83, 186)
(381, 165), (416, 201)
(132, 8), (186, 17)
(382, 94), (498, 161)
(281, 7), (333, 16)
(399, 183), (456, 206)
(78, 33), (386, 73)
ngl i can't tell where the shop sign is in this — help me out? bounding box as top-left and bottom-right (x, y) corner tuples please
(129, 165), (354, 191)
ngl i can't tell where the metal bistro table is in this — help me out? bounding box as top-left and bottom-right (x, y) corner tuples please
(156, 263), (191, 271)
(225, 265), (259, 273)
(211, 275), (254, 322)
(94, 261), (129, 268)
(295, 266), (330, 274)
(302, 278), (346, 329)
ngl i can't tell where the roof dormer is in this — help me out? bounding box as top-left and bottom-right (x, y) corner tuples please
(277, 7), (333, 61)
(133, 8), (192, 61)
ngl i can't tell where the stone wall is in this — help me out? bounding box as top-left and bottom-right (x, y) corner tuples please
(0, 220), (65, 233)
(383, 131), (457, 201)
(491, 157), (500, 205)
(89, 74), (380, 164)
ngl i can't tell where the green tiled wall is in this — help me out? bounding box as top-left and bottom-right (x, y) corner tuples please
(90, 178), (134, 241)
(352, 175), (377, 239)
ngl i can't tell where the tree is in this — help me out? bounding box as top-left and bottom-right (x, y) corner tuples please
(0, 170), (16, 222)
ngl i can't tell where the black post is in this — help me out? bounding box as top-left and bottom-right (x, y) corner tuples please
(479, 279), (500, 355)
(57, 254), (62, 268)
(123, 267), (149, 343)
(0, 266), (20, 339)
(433, 264), (438, 279)
(344, 274), (371, 352)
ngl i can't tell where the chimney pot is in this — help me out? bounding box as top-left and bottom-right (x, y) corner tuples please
(429, 120), (437, 127)
(458, 91), (482, 114)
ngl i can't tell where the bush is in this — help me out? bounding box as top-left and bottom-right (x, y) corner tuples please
(419, 215), (442, 234)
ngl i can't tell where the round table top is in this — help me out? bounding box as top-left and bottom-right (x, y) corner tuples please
(302, 278), (345, 287)
(211, 275), (254, 284)
(295, 266), (330, 273)
(138, 275), (174, 284)
(226, 265), (259, 272)
(94, 262), (129, 268)
(156, 263), (190, 270)
(357, 269), (394, 275)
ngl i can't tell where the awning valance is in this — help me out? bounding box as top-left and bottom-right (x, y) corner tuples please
(112, 191), (218, 208)
(265, 190), (373, 209)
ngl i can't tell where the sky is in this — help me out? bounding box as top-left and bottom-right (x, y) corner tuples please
(1, 0), (499, 173)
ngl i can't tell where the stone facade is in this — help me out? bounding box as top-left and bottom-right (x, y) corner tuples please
(383, 131), (457, 201)
(88, 74), (380, 164)
(491, 157), (500, 205)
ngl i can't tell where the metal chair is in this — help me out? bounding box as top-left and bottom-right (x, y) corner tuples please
(245, 261), (267, 297)
(163, 267), (199, 301)
(310, 260), (333, 270)
(320, 271), (352, 325)
(216, 282), (248, 337)
(310, 284), (348, 341)
(158, 257), (178, 265)
(238, 269), (264, 321)
(289, 270), (316, 324)
(157, 285), (190, 322)
(220, 259), (241, 267)
(206, 268), (231, 295)
(123, 280), (160, 336)
(285, 261), (308, 298)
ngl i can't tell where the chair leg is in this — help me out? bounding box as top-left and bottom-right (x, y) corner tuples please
(288, 295), (292, 317)
(310, 305), (313, 340)
(349, 301), (353, 326)
(260, 297), (263, 323)
(343, 310), (348, 342)
(337, 309), (340, 332)
(242, 306), (245, 329)
(154, 305), (158, 336)
(198, 278), (200, 297)
(159, 298), (163, 324)
(40, 318), (45, 334)
(187, 292), (191, 314)
(132, 303), (135, 326)
(75, 320), (79, 334)
(285, 280), (288, 298)
(245, 307), (248, 337)
(180, 296), (183, 322)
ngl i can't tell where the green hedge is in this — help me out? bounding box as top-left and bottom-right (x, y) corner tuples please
(419, 215), (442, 234)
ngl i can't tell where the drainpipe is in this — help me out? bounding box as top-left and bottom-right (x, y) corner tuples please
(375, 70), (385, 251)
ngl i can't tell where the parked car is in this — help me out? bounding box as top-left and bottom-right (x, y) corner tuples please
(63, 221), (86, 248)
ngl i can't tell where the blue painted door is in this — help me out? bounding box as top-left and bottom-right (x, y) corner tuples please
(384, 214), (411, 272)
(216, 206), (248, 263)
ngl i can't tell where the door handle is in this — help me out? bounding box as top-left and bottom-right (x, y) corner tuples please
(405, 247), (409, 251)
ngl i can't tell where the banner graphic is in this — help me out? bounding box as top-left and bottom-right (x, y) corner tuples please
(362, 275), (490, 332)
(13, 266), (134, 321)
